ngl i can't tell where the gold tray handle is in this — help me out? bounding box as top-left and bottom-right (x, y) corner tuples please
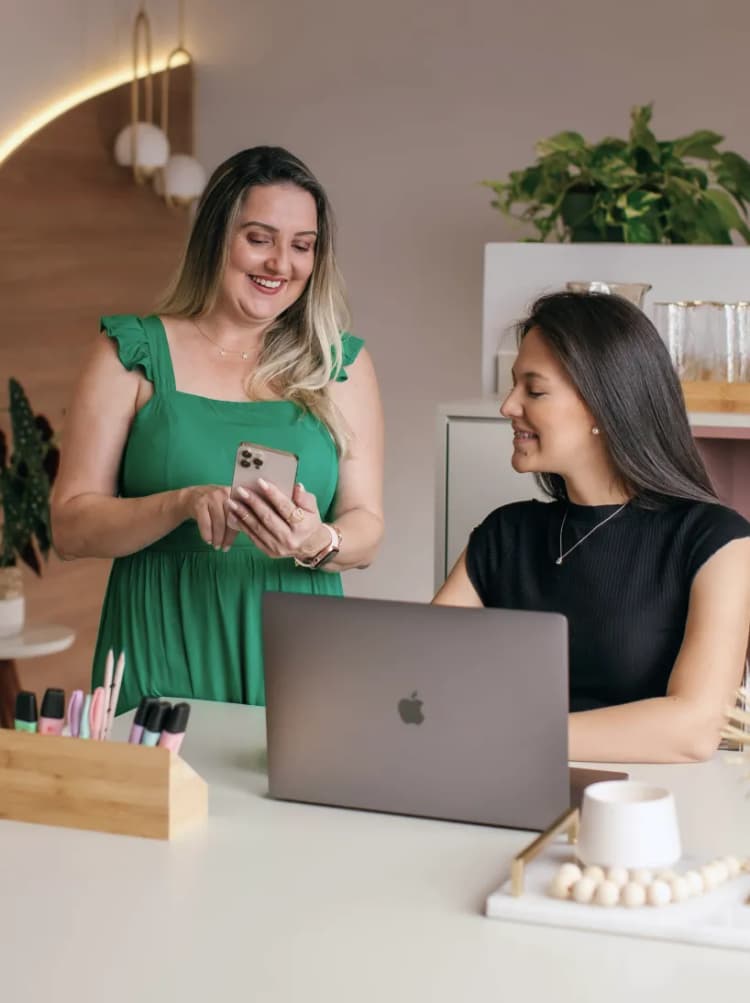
(511, 807), (580, 897)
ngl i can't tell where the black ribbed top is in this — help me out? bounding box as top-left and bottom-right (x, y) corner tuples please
(466, 498), (750, 711)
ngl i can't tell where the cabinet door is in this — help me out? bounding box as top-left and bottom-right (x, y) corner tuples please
(443, 418), (544, 581)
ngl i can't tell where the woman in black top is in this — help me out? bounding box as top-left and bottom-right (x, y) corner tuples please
(434, 291), (750, 763)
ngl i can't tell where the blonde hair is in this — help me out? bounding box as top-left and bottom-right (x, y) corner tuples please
(158, 147), (352, 452)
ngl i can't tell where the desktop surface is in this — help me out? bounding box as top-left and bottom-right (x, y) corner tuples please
(0, 701), (747, 1002)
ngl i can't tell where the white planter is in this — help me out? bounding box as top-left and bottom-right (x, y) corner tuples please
(0, 595), (24, 638)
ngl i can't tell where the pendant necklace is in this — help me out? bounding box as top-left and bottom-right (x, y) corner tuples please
(193, 318), (252, 360)
(556, 502), (628, 565)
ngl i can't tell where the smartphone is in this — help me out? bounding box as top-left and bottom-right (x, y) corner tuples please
(230, 441), (299, 501)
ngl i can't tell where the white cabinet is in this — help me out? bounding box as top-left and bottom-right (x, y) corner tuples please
(434, 402), (544, 588)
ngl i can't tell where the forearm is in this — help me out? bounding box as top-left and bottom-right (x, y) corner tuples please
(52, 489), (189, 560)
(569, 695), (724, 764)
(318, 508), (384, 572)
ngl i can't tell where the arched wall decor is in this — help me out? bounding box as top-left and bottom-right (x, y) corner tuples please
(0, 64), (193, 701)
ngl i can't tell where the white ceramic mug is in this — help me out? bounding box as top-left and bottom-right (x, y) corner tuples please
(576, 780), (681, 870)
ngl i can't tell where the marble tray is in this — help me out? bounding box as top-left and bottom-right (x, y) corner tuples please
(485, 842), (750, 951)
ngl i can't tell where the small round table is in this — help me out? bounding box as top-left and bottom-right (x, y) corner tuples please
(0, 625), (75, 728)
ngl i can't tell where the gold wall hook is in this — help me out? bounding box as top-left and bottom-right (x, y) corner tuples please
(130, 6), (155, 183)
(160, 44), (193, 144)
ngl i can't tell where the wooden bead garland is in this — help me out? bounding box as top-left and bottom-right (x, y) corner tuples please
(546, 856), (748, 908)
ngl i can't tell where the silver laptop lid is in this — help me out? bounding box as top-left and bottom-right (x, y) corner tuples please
(263, 593), (569, 831)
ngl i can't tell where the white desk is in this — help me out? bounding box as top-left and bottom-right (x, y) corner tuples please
(2, 701), (749, 1000)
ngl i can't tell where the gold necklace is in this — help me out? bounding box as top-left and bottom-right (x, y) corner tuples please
(192, 318), (252, 360)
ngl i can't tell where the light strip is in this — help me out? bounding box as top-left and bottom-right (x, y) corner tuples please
(0, 52), (190, 165)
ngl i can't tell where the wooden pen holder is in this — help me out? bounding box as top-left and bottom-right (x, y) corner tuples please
(0, 730), (208, 840)
(681, 380), (750, 414)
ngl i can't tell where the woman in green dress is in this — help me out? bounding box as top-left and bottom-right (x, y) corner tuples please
(51, 147), (385, 711)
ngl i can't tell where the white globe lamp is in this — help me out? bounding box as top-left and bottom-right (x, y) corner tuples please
(159, 153), (207, 206)
(114, 122), (170, 180)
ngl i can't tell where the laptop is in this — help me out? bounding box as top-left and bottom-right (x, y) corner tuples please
(262, 592), (580, 831)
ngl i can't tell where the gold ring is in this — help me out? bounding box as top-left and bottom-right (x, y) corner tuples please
(288, 506), (305, 524)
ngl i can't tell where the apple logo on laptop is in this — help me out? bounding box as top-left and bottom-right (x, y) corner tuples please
(398, 690), (424, 725)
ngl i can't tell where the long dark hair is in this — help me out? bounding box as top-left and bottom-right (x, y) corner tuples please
(517, 291), (717, 507)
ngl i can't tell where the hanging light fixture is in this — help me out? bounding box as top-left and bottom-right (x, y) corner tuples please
(113, 5), (170, 181)
(155, 0), (206, 208)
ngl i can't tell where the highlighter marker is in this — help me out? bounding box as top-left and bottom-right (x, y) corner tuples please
(67, 690), (84, 739)
(157, 703), (191, 754)
(14, 691), (38, 733)
(38, 688), (65, 736)
(128, 696), (160, 745)
(88, 686), (105, 741)
(79, 694), (92, 739)
(140, 702), (171, 747)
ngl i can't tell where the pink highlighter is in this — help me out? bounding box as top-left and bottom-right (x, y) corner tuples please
(88, 687), (106, 741)
(38, 688), (66, 736)
(157, 703), (191, 754)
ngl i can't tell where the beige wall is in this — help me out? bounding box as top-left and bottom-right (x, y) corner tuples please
(0, 1), (179, 142)
(3, 0), (750, 602)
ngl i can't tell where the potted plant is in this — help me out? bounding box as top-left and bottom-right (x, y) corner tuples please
(482, 104), (750, 244)
(0, 379), (60, 637)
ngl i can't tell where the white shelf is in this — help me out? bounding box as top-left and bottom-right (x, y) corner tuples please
(0, 624), (75, 660)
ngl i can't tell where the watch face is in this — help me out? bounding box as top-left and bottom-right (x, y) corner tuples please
(294, 525), (340, 569)
(314, 546), (339, 569)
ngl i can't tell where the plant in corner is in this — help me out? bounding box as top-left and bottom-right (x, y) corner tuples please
(0, 379), (60, 636)
(482, 103), (750, 244)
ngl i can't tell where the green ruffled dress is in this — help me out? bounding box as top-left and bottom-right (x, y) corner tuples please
(91, 315), (362, 712)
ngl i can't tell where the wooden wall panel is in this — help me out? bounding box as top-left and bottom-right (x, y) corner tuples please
(0, 66), (193, 697)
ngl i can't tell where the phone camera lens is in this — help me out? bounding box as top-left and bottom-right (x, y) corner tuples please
(241, 449), (252, 459)
(253, 458), (263, 468)
(240, 459), (251, 468)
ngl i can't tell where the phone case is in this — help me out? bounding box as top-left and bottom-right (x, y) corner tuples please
(230, 442), (299, 501)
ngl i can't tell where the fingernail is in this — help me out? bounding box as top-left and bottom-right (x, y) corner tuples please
(214, 545), (221, 551)
(227, 498), (240, 509)
(222, 546), (230, 553)
(258, 478), (269, 490)
(297, 482), (305, 491)
(236, 486), (249, 499)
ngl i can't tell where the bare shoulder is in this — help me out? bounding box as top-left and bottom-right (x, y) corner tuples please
(72, 329), (145, 416)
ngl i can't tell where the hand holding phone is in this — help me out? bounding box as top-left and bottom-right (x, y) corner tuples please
(227, 444), (326, 559)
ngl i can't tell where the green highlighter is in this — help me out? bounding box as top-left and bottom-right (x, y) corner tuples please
(14, 691), (38, 733)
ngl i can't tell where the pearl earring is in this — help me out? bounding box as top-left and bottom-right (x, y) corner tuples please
(592, 427), (600, 436)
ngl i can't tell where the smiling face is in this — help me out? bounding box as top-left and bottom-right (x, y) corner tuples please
(500, 326), (606, 482)
(218, 182), (318, 328)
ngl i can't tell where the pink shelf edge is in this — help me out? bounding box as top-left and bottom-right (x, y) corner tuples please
(692, 426), (750, 441)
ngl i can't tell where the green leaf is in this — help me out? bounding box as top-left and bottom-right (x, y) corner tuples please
(589, 158), (640, 189)
(672, 129), (724, 160)
(702, 188), (750, 238)
(2, 379), (55, 574)
(629, 103), (661, 162)
(535, 131), (587, 157)
(616, 189), (662, 219)
(717, 151), (750, 203)
(623, 217), (660, 243)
